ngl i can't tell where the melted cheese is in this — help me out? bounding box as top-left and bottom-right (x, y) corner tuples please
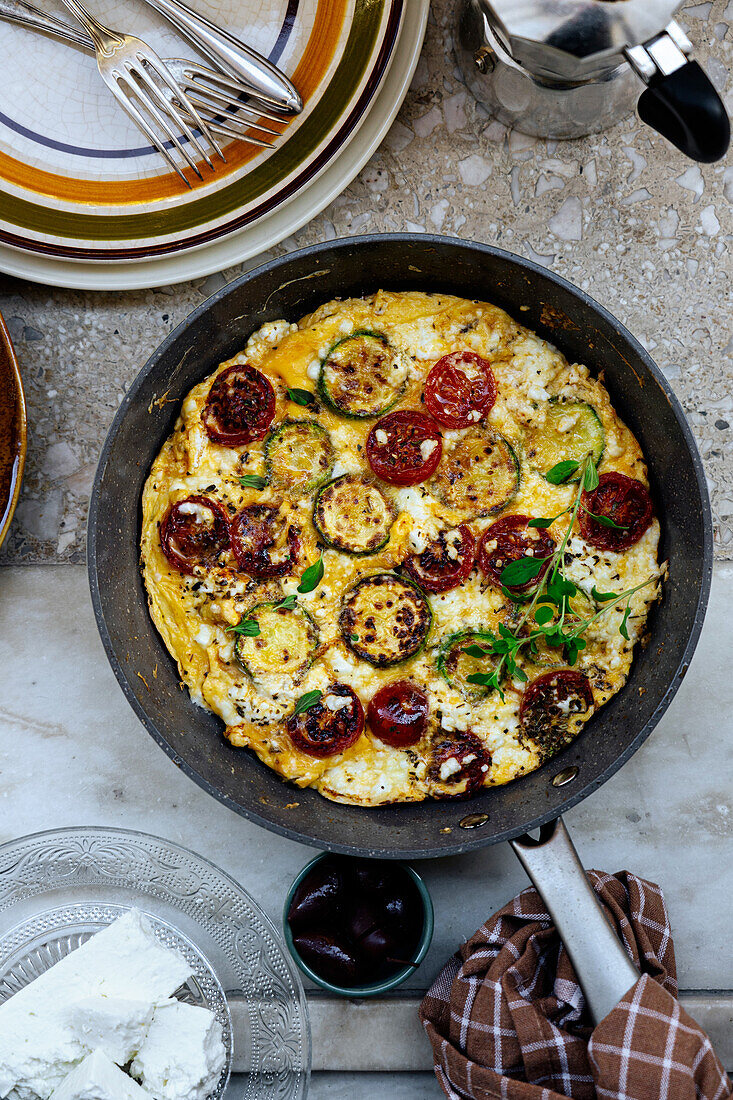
(141, 291), (662, 807)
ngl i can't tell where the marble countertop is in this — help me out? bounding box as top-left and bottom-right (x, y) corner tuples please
(0, 0), (731, 1091)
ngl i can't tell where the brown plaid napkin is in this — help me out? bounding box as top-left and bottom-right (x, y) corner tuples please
(420, 870), (731, 1100)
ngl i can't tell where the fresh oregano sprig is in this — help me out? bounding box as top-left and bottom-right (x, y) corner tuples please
(464, 454), (657, 698)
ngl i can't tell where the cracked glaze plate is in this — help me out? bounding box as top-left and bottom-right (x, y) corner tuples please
(0, 826), (310, 1099)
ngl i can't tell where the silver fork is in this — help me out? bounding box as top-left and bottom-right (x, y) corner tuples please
(57, 0), (225, 186)
(0, 0), (286, 145)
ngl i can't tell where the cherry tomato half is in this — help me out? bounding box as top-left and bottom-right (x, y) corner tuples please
(288, 684), (365, 758)
(424, 351), (497, 428)
(366, 411), (442, 486)
(230, 503), (297, 578)
(520, 670), (594, 754)
(367, 680), (429, 748)
(202, 364), (275, 447)
(427, 733), (491, 799)
(159, 495), (230, 575)
(579, 472), (653, 552)
(478, 515), (556, 593)
(403, 525), (475, 593)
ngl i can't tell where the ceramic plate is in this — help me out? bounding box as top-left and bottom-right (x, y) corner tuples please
(0, 0), (401, 260)
(0, 0), (427, 288)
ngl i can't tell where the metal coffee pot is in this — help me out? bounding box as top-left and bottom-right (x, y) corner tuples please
(457, 0), (730, 162)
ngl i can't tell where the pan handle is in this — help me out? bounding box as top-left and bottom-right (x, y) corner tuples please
(510, 817), (640, 1026)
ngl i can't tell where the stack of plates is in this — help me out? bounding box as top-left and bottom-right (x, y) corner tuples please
(0, 0), (428, 288)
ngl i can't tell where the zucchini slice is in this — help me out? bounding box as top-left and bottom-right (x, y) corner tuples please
(318, 330), (407, 418)
(340, 573), (432, 667)
(526, 400), (604, 480)
(430, 429), (520, 520)
(437, 629), (500, 701)
(313, 474), (395, 554)
(265, 419), (334, 493)
(234, 601), (318, 681)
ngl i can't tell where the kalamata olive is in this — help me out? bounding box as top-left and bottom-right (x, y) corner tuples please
(287, 857), (343, 930)
(292, 931), (362, 987)
(383, 887), (421, 934)
(357, 925), (404, 968)
(346, 898), (381, 944)
(349, 860), (403, 900)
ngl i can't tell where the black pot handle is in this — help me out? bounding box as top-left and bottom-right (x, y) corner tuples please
(637, 60), (730, 163)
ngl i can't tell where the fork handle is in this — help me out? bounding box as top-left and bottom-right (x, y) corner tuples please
(0, 0), (93, 47)
(58, 0), (123, 55)
(137, 0), (301, 112)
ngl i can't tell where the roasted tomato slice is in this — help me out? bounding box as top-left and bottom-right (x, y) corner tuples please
(427, 733), (491, 799)
(580, 472), (653, 551)
(403, 525), (475, 593)
(424, 351), (497, 428)
(202, 364), (276, 446)
(287, 684), (365, 758)
(367, 680), (429, 748)
(366, 411), (442, 486)
(520, 670), (594, 756)
(478, 515), (556, 593)
(159, 495), (230, 574)
(230, 503), (297, 577)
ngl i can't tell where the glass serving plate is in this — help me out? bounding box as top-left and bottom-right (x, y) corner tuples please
(0, 827), (310, 1099)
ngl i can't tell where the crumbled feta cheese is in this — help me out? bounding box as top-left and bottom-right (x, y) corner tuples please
(50, 1050), (153, 1100)
(439, 758), (462, 781)
(375, 429), (388, 445)
(131, 1001), (226, 1100)
(419, 439), (438, 460)
(306, 360), (320, 380)
(194, 624), (214, 647)
(324, 694), (350, 712)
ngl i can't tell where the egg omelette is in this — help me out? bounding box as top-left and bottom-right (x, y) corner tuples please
(141, 291), (663, 805)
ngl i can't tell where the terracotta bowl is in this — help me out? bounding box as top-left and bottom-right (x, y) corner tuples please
(0, 312), (26, 549)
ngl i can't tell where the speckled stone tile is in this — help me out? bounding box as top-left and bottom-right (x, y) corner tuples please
(0, 0), (731, 563)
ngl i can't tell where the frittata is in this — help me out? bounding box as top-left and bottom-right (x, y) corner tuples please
(141, 291), (663, 805)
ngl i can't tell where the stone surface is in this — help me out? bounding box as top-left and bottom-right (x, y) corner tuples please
(0, 563), (731, 994)
(0, 0), (731, 563)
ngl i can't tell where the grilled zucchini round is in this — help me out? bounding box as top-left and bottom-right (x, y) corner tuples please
(313, 474), (395, 554)
(340, 573), (432, 667)
(437, 629), (500, 701)
(318, 330), (407, 418)
(234, 601), (319, 682)
(430, 428), (520, 520)
(526, 399), (604, 480)
(265, 419), (334, 493)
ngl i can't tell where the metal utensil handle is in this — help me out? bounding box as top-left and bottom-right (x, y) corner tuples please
(511, 817), (640, 1026)
(137, 0), (301, 112)
(0, 0), (93, 46)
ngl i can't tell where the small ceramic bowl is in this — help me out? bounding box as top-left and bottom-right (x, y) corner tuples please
(283, 852), (434, 997)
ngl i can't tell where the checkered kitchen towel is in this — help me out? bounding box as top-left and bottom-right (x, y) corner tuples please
(420, 871), (731, 1100)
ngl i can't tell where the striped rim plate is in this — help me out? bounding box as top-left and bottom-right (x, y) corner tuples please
(0, 0), (402, 260)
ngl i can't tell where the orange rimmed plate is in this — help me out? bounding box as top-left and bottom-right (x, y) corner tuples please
(0, 0), (402, 261)
(0, 312), (26, 548)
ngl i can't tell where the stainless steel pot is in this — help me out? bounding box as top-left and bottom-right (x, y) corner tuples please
(457, 0), (730, 162)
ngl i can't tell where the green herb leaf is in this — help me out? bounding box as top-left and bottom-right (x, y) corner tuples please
(287, 387), (314, 406)
(591, 585), (618, 602)
(226, 618), (260, 637)
(619, 602), (632, 641)
(546, 459), (580, 484)
(501, 556), (547, 587)
(534, 605), (554, 626)
(238, 474), (267, 490)
(528, 517), (554, 528)
(298, 554), (324, 594)
(565, 636), (587, 665)
(513, 666), (528, 682)
(291, 690), (323, 717)
(582, 461), (600, 492)
(275, 594), (297, 611)
(463, 644), (492, 658)
(545, 574), (577, 602)
(584, 508), (628, 531)
(351, 633), (359, 643)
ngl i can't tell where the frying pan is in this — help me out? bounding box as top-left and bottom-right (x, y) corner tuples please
(88, 234), (711, 1022)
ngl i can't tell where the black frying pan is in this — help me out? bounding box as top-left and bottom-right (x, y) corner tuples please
(88, 235), (711, 870)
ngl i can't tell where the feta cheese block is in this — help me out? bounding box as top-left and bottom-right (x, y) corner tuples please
(63, 998), (155, 1067)
(131, 1001), (226, 1100)
(49, 1050), (154, 1100)
(0, 911), (192, 1099)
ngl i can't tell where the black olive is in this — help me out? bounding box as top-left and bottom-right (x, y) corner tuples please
(293, 931), (362, 986)
(288, 857), (343, 930)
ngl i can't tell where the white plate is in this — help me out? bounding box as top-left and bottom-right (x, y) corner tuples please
(0, 0), (428, 288)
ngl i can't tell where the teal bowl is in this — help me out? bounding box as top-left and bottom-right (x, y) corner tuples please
(283, 853), (434, 997)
